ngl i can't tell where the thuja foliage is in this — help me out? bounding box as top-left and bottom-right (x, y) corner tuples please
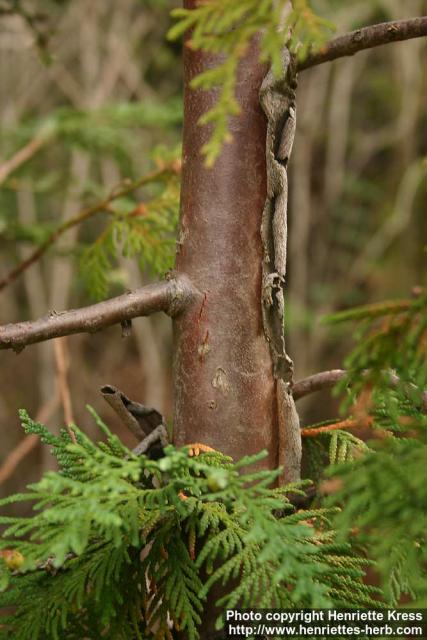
(0, 100), (182, 299)
(303, 421), (369, 484)
(321, 290), (427, 605)
(0, 410), (380, 640)
(168, 0), (333, 164)
(1, 100), (182, 168)
(0, 156), (181, 301)
(80, 160), (181, 300)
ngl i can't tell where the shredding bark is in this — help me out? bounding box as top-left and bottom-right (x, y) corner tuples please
(260, 50), (301, 483)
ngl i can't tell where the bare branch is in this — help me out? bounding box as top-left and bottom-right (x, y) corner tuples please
(292, 369), (347, 400)
(0, 275), (195, 352)
(298, 17), (427, 72)
(293, 368), (427, 412)
(0, 164), (180, 292)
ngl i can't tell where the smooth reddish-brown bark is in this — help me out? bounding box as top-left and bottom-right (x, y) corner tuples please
(173, 15), (277, 467)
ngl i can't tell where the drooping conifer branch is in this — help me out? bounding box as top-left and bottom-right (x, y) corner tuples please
(0, 163), (180, 292)
(298, 17), (427, 71)
(0, 275), (195, 352)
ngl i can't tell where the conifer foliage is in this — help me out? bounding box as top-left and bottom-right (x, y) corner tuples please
(168, 0), (333, 164)
(0, 410), (379, 640)
(324, 291), (427, 605)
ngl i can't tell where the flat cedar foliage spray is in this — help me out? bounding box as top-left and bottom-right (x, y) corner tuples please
(0, 1), (426, 639)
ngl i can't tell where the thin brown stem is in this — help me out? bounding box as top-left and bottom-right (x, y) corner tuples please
(298, 17), (427, 72)
(0, 275), (195, 352)
(301, 417), (371, 438)
(53, 337), (76, 441)
(0, 164), (180, 292)
(0, 133), (51, 186)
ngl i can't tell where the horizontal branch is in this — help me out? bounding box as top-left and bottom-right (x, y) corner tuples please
(298, 16), (427, 71)
(293, 370), (346, 400)
(0, 275), (195, 352)
(301, 416), (372, 439)
(293, 369), (427, 412)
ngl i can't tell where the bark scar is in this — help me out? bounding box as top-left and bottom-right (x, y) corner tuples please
(211, 367), (230, 396)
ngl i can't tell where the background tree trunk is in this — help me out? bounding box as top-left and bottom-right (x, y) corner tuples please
(172, 18), (278, 467)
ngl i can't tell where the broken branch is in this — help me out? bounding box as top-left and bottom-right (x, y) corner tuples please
(101, 385), (147, 440)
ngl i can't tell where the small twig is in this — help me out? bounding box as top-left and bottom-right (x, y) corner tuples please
(53, 337), (76, 441)
(0, 392), (60, 486)
(301, 417), (371, 438)
(132, 424), (169, 457)
(299, 16), (427, 72)
(0, 133), (52, 187)
(293, 369), (427, 412)
(0, 165), (180, 292)
(0, 275), (195, 352)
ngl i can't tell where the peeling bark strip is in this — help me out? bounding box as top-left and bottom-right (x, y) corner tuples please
(260, 49), (296, 382)
(277, 378), (301, 485)
(299, 16), (427, 71)
(0, 276), (194, 352)
(260, 50), (301, 483)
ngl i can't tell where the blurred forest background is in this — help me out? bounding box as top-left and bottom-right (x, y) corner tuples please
(0, 0), (426, 499)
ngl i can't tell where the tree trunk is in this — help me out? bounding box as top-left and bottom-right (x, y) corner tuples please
(172, 20), (278, 469)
